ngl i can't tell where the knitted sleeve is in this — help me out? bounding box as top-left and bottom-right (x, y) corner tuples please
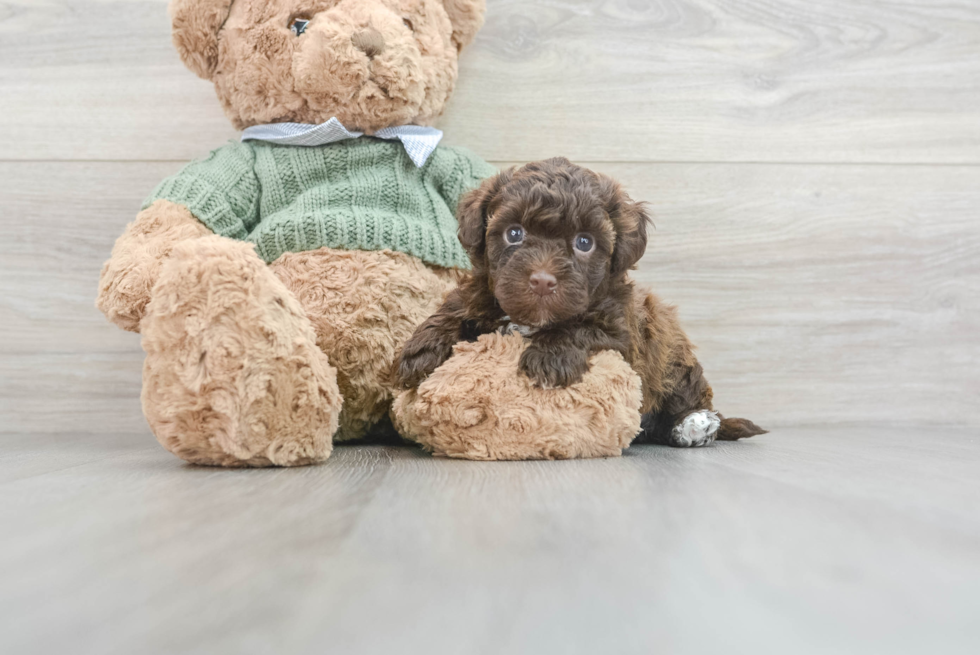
(433, 146), (498, 215)
(142, 141), (260, 239)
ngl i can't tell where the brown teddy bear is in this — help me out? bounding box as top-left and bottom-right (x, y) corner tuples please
(97, 0), (645, 466)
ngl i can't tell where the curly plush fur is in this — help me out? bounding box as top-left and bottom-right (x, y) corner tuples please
(392, 332), (642, 460)
(96, 0), (489, 465)
(97, 200), (213, 332)
(271, 249), (455, 440)
(142, 236), (343, 466)
(171, 0), (485, 131)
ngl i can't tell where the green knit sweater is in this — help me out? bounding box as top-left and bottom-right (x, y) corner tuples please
(143, 138), (496, 269)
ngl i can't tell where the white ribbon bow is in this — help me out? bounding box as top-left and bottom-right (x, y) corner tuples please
(241, 117), (443, 167)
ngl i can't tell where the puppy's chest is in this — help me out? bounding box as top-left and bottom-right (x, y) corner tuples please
(496, 316), (537, 338)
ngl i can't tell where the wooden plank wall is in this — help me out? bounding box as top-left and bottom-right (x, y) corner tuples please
(1, 0), (978, 433)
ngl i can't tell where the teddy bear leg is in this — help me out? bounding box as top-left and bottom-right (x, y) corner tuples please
(270, 248), (456, 442)
(97, 199), (213, 332)
(141, 235), (343, 467)
(391, 333), (644, 460)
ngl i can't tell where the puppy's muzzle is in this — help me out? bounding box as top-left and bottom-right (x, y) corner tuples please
(529, 270), (557, 297)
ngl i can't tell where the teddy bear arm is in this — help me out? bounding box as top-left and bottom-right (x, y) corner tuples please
(98, 141), (261, 332)
(96, 199), (213, 332)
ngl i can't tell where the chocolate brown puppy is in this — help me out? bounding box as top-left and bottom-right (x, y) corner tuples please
(397, 157), (766, 447)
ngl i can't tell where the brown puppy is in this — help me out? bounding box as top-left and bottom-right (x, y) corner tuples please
(397, 158), (765, 447)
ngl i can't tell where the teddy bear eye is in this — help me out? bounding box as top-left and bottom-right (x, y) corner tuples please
(504, 226), (525, 245)
(403, 17), (415, 31)
(574, 233), (594, 253)
(290, 17), (310, 36)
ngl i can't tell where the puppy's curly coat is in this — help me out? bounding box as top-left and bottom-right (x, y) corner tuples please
(398, 157), (765, 446)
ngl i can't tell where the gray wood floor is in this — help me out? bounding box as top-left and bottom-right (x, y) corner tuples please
(1, 0), (979, 652)
(2, 428), (979, 655)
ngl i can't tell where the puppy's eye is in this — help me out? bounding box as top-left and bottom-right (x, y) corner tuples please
(574, 233), (595, 253)
(289, 17), (310, 36)
(403, 17), (415, 31)
(504, 225), (525, 245)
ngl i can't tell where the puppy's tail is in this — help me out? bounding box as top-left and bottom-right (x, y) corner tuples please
(716, 417), (768, 441)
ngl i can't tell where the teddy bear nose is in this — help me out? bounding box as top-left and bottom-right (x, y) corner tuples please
(529, 271), (557, 297)
(352, 27), (385, 58)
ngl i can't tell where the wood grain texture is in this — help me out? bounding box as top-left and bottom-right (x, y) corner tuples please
(1, 161), (977, 433)
(1, 0), (979, 162)
(1, 429), (979, 655)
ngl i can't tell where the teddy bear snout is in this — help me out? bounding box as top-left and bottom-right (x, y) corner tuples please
(351, 27), (385, 58)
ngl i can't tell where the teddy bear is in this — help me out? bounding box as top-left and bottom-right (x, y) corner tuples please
(97, 0), (645, 466)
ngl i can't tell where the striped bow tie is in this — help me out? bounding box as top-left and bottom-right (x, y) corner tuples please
(240, 117), (443, 167)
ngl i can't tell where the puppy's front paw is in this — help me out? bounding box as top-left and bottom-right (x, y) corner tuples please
(669, 410), (721, 447)
(519, 345), (590, 389)
(397, 342), (453, 389)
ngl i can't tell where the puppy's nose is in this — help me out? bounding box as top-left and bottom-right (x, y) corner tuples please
(529, 271), (557, 297)
(352, 27), (385, 58)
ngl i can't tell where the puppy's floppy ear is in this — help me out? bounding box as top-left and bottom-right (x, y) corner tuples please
(598, 175), (651, 275)
(442, 0), (486, 51)
(169, 0), (234, 80)
(457, 169), (510, 261)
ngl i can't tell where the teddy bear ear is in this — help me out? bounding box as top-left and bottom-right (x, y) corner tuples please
(442, 0), (486, 51)
(169, 0), (235, 80)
